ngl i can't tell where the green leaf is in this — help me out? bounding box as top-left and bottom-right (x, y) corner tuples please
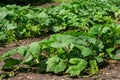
(115, 40), (120, 45)
(46, 56), (66, 74)
(0, 49), (17, 60)
(0, 9), (11, 19)
(57, 48), (65, 54)
(6, 23), (16, 30)
(66, 65), (81, 76)
(25, 13), (34, 19)
(26, 42), (41, 64)
(110, 49), (120, 60)
(69, 58), (81, 64)
(95, 56), (104, 63)
(98, 41), (104, 50)
(75, 39), (88, 46)
(17, 46), (27, 56)
(106, 48), (115, 59)
(28, 42), (40, 55)
(52, 26), (66, 32)
(114, 49), (120, 60)
(23, 55), (34, 65)
(88, 26), (100, 37)
(38, 59), (47, 73)
(77, 59), (88, 72)
(51, 41), (68, 48)
(88, 38), (96, 44)
(66, 58), (87, 76)
(102, 27), (110, 34)
(23, 49), (34, 65)
(50, 34), (74, 49)
(89, 60), (98, 75)
(0, 32), (6, 39)
(3, 58), (21, 69)
(77, 46), (92, 57)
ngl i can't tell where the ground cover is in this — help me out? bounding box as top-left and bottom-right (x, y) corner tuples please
(0, 0), (120, 79)
(0, 37), (120, 80)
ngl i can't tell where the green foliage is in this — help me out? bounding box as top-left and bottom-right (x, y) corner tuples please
(0, 0), (120, 78)
(89, 60), (98, 75)
(1, 30), (120, 76)
(3, 58), (22, 69)
(0, 0), (120, 45)
(0, 49), (17, 60)
(76, 46), (92, 57)
(66, 58), (87, 76)
(46, 56), (66, 74)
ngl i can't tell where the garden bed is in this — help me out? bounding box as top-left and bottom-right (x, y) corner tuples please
(0, 37), (120, 80)
(0, 0), (120, 80)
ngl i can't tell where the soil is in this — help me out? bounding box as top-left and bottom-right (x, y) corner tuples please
(40, 2), (60, 8)
(0, 36), (120, 80)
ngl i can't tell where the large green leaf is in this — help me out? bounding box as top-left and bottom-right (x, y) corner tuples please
(50, 34), (75, 50)
(88, 26), (101, 37)
(75, 39), (88, 46)
(77, 46), (92, 57)
(28, 42), (40, 55)
(66, 58), (87, 76)
(3, 58), (21, 69)
(0, 8), (11, 19)
(46, 56), (66, 74)
(51, 41), (69, 48)
(88, 38), (96, 44)
(66, 65), (81, 76)
(17, 46), (27, 56)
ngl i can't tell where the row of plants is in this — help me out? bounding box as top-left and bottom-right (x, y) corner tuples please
(0, 24), (120, 77)
(0, 0), (120, 78)
(0, 0), (120, 45)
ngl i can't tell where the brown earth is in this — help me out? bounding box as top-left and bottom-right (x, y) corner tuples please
(0, 36), (120, 80)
